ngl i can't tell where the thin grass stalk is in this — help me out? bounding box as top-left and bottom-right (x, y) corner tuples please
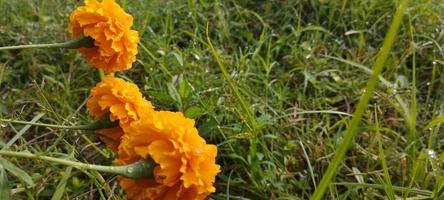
(310, 0), (411, 199)
(0, 36), (94, 51)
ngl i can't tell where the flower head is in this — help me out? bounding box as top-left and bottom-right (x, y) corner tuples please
(87, 76), (153, 125)
(116, 111), (220, 200)
(87, 76), (154, 149)
(69, 0), (139, 72)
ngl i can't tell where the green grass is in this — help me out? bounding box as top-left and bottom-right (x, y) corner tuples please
(0, 0), (444, 199)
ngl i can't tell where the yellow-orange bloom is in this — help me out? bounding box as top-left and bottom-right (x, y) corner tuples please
(87, 76), (153, 125)
(87, 76), (154, 149)
(116, 111), (220, 200)
(69, 0), (139, 73)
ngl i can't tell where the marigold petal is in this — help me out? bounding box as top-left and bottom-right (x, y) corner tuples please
(98, 127), (124, 152)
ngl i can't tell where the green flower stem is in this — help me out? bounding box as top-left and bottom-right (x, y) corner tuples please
(0, 36), (94, 51)
(310, 0), (411, 199)
(0, 113), (118, 131)
(0, 150), (154, 179)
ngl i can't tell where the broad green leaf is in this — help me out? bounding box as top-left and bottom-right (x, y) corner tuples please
(184, 106), (203, 118)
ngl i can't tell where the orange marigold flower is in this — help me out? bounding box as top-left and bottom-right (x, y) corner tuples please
(69, 0), (139, 73)
(115, 111), (220, 200)
(87, 76), (154, 149)
(87, 76), (154, 125)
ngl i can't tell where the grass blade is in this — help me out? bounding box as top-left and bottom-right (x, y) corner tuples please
(0, 163), (11, 199)
(334, 182), (432, 196)
(205, 23), (258, 131)
(51, 166), (72, 200)
(0, 157), (34, 186)
(425, 115), (444, 130)
(375, 111), (395, 199)
(3, 113), (45, 149)
(310, 0), (411, 199)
